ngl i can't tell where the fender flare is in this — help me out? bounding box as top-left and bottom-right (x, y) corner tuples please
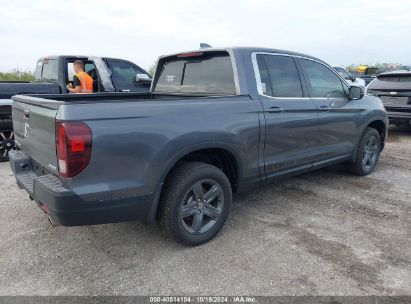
(144, 142), (243, 224)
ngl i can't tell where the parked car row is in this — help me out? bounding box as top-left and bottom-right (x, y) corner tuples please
(7, 46), (388, 245)
(332, 65), (411, 128)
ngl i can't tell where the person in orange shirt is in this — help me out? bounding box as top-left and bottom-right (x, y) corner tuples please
(67, 60), (93, 93)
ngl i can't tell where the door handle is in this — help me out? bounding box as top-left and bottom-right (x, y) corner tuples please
(319, 105), (331, 112)
(23, 109), (30, 119)
(266, 106), (283, 113)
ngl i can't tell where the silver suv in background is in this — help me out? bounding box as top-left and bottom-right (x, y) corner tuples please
(333, 66), (366, 88)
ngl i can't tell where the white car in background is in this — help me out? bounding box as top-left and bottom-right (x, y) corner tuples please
(333, 66), (366, 88)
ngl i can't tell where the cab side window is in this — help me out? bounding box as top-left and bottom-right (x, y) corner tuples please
(106, 59), (149, 92)
(300, 59), (345, 98)
(257, 54), (303, 97)
(109, 60), (141, 82)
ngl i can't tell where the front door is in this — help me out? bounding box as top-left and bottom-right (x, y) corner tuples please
(298, 58), (359, 162)
(253, 53), (319, 180)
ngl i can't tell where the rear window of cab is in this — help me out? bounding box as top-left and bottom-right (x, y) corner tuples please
(153, 51), (236, 95)
(34, 59), (58, 81)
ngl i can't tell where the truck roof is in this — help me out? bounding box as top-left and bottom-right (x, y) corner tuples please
(37, 55), (130, 61)
(160, 46), (327, 65)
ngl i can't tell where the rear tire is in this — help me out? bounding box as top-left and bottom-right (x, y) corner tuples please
(158, 162), (232, 246)
(0, 120), (15, 162)
(347, 127), (381, 176)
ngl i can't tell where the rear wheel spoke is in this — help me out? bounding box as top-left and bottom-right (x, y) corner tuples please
(192, 212), (204, 233)
(363, 154), (370, 166)
(0, 133), (5, 140)
(192, 182), (204, 201)
(181, 199), (197, 218)
(204, 185), (222, 204)
(204, 204), (220, 220)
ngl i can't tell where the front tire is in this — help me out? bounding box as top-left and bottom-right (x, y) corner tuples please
(347, 127), (381, 176)
(158, 162), (232, 246)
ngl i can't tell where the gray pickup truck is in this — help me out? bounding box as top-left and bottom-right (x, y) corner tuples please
(9, 47), (388, 245)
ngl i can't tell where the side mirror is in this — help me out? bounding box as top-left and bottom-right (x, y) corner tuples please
(136, 73), (152, 84)
(350, 75), (356, 82)
(349, 85), (364, 100)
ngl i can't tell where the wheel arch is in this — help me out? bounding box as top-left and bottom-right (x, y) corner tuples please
(145, 144), (242, 223)
(366, 119), (387, 150)
(350, 117), (387, 164)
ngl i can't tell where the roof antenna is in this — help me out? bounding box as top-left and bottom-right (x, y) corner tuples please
(200, 43), (212, 48)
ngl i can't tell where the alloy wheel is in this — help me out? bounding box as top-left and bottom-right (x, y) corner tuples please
(179, 179), (224, 235)
(362, 135), (379, 171)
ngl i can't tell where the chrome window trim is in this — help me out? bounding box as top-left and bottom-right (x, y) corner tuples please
(251, 52), (350, 100)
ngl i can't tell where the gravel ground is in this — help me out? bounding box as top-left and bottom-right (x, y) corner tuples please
(0, 126), (410, 296)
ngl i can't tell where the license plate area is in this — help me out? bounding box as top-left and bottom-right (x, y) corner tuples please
(380, 96), (409, 105)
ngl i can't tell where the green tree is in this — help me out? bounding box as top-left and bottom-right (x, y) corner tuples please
(0, 69), (34, 81)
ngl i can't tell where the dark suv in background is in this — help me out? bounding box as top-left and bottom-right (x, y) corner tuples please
(367, 70), (411, 128)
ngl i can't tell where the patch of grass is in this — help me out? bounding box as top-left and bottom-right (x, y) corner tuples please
(0, 70), (35, 82)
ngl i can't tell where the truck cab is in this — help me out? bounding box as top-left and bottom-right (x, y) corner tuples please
(33, 55), (151, 93)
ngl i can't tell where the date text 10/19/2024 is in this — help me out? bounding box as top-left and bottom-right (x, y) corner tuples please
(149, 296), (257, 303)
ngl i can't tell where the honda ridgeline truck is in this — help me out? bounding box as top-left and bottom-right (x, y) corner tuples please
(9, 47), (388, 245)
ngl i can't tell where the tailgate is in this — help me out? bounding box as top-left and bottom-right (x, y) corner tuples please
(12, 95), (61, 175)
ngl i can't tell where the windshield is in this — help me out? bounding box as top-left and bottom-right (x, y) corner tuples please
(153, 52), (236, 95)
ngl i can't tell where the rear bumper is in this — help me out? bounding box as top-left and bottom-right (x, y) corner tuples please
(9, 150), (155, 226)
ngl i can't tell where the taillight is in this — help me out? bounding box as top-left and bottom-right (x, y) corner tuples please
(56, 121), (92, 178)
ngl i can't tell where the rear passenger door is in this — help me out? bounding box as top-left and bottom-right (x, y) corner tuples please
(298, 58), (359, 161)
(253, 53), (319, 180)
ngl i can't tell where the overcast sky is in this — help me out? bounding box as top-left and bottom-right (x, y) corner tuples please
(1, 0), (410, 72)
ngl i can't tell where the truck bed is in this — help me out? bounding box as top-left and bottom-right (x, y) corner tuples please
(13, 92), (152, 105)
(0, 82), (61, 99)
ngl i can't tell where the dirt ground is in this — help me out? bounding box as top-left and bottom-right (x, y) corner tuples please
(0, 125), (410, 296)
